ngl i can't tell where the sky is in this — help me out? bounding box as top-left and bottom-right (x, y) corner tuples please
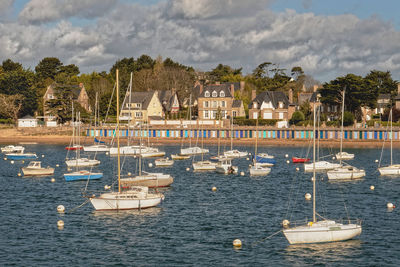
(1, 0), (400, 83)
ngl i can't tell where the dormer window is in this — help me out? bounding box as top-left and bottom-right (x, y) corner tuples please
(220, 91), (225, 97)
(279, 102), (283, 108)
(254, 102), (258, 109)
(212, 91), (217, 97)
(204, 91), (210, 97)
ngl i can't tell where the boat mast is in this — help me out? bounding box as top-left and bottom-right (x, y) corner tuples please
(116, 69), (121, 193)
(313, 98), (316, 223)
(128, 72), (133, 146)
(390, 109), (393, 165)
(94, 92), (98, 141)
(254, 118), (258, 165)
(339, 89), (345, 165)
(217, 117), (221, 157)
(189, 94), (192, 148)
(72, 101), (75, 146)
(230, 115), (233, 151)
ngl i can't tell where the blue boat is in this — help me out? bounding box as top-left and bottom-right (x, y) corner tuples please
(255, 154), (276, 166)
(64, 170), (103, 182)
(6, 153), (37, 160)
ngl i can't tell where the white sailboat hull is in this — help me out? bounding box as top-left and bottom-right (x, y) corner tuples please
(249, 165), (271, 176)
(180, 147), (209, 156)
(90, 190), (164, 211)
(109, 146), (156, 155)
(66, 158), (100, 167)
(193, 161), (216, 171)
(215, 164), (238, 174)
(155, 158), (174, 166)
(304, 161), (341, 171)
(1, 145), (24, 153)
(83, 145), (110, 152)
(327, 167), (365, 180)
(224, 150), (248, 158)
(378, 165), (400, 175)
(335, 152), (354, 160)
(141, 151), (166, 158)
(283, 220), (362, 244)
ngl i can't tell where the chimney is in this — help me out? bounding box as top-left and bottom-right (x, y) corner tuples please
(199, 84), (203, 95)
(289, 89), (293, 103)
(79, 82), (83, 88)
(240, 81), (245, 93)
(230, 84), (234, 97)
(313, 85), (319, 92)
(251, 89), (256, 100)
(397, 83), (400, 95)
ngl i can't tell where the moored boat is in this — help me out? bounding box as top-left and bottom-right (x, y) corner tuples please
(292, 157), (310, 163)
(6, 152), (37, 160)
(64, 170), (103, 181)
(171, 154), (190, 160)
(1, 145), (24, 153)
(22, 161), (54, 176)
(66, 158), (100, 167)
(155, 157), (174, 167)
(215, 157), (238, 174)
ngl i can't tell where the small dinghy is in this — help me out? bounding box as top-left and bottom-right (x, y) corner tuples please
(22, 161), (54, 176)
(155, 157), (174, 167)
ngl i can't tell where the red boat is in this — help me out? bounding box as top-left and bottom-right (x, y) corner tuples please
(292, 157), (310, 163)
(65, 145), (83, 150)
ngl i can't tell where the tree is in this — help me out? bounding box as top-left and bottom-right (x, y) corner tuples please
(59, 64), (80, 77)
(0, 93), (23, 122)
(364, 70), (398, 106)
(290, 111), (305, 125)
(208, 64), (242, 82)
(299, 101), (312, 120)
(35, 57), (63, 80)
(2, 59), (22, 72)
(342, 111), (354, 126)
(291, 66), (304, 81)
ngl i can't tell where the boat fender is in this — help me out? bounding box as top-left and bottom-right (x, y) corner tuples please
(308, 222), (313, 226)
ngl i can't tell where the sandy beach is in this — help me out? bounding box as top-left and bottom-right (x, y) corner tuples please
(0, 127), (397, 148)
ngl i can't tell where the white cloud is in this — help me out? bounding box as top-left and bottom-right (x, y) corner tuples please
(19, 0), (117, 24)
(0, 0), (15, 17)
(0, 0), (399, 82)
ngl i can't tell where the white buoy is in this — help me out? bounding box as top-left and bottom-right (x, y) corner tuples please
(387, 203), (395, 209)
(240, 171), (245, 176)
(21, 160), (24, 164)
(104, 185), (111, 190)
(3, 157), (7, 160)
(57, 205), (65, 213)
(305, 193), (312, 200)
(286, 160), (290, 164)
(212, 186), (217, 192)
(233, 239), (242, 247)
(186, 167), (190, 171)
(42, 155), (45, 158)
(10, 160), (14, 164)
(370, 185), (375, 190)
(296, 167), (299, 171)
(375, 159), (379, 163)
(56, 164), (59, 167)
(149, 163), (153, 167)
(332, 157), (336, 160)
(285, 154), (289, 158)
(282, 219), (290, 228)
(246, 157), (249, 161)
(106, 152), (109, 155)
(128, 172), (132, 176)
(57, 220), (64, 228)
(311, 177), (314, 181)
(51, 178), (55, 183)
(17, 173), (21, 177)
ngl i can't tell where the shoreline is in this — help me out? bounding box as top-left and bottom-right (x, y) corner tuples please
(0, 135), (397, 148)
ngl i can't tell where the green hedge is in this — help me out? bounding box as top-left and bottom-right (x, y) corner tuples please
(0, 118), (14, 124)
(233, 118), (278, 126)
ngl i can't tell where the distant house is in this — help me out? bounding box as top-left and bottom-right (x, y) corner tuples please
(197, 82), (245, 120)
(157, 89), (180, 115)
(375, 94), (391, 114)
(43, 83), (91, 119)
(120, 91), (163, 122)
(248, 90), (295, 120)
(18, 115), (37, 128)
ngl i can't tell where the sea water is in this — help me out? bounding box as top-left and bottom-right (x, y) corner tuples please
(0, 144), (400, 266)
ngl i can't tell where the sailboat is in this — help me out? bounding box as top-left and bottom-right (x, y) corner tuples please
(88, 69), (165, 211)
(192, 123), (216, 171)
(327, 89), (365, 180)
(180, 94), (209, 156)
(250, 119), (271, 176)
(140, 121), (165, 158)
(66, 103), (83, 150)
(65, 112), (100, 167)
(304, 105), (340, 172)
(283, 99), (362, 244)
(224, 116), (247, 158)
(84, 93), (110, 152)
(378, 109), (400, 175)
(1, 145), (24, 153)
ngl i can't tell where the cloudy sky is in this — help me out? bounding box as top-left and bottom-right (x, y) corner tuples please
(2, 0), (400, 82)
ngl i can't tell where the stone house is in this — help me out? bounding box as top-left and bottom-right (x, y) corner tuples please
(248, 90), (295, 120)
(43, 83), (90, 119)
(197, 82), (245, 120)
(120, 91), (163, 122)
(158, 89), (180, 115)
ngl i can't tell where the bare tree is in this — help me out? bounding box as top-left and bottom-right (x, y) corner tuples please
(0, 93), (24, 122)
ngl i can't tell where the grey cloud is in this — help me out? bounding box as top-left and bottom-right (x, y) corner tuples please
(2, 1), (400, 82)
(19, 0), (117, 24)
(0, 0), (15, 17)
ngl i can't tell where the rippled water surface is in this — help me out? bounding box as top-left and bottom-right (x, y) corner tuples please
(1, 144), (400, 266)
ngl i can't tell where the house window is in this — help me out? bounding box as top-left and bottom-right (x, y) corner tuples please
(212, 110), (217, 119)
(233, 111), (237, 117)
(136, 103), (141, 108)
(47, 94), (54, 99)
(204, 91), (210, 97)
(212, 101), (217, 108)
(204, 110), (209, 118)
(220, 91), (225, 97)
(279, 112), (284, 119)
(204, 101), (209, 108)
(221, 110), (226, 119)
(253, 102), (257, 109)
(135, 112), (143, 118)
(221, 101), (226, 107)
(253, 112), (258, 119)
(279, 102), (283, 108)
(212, 91), (217, 97)
(263, 112), (272, 119)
